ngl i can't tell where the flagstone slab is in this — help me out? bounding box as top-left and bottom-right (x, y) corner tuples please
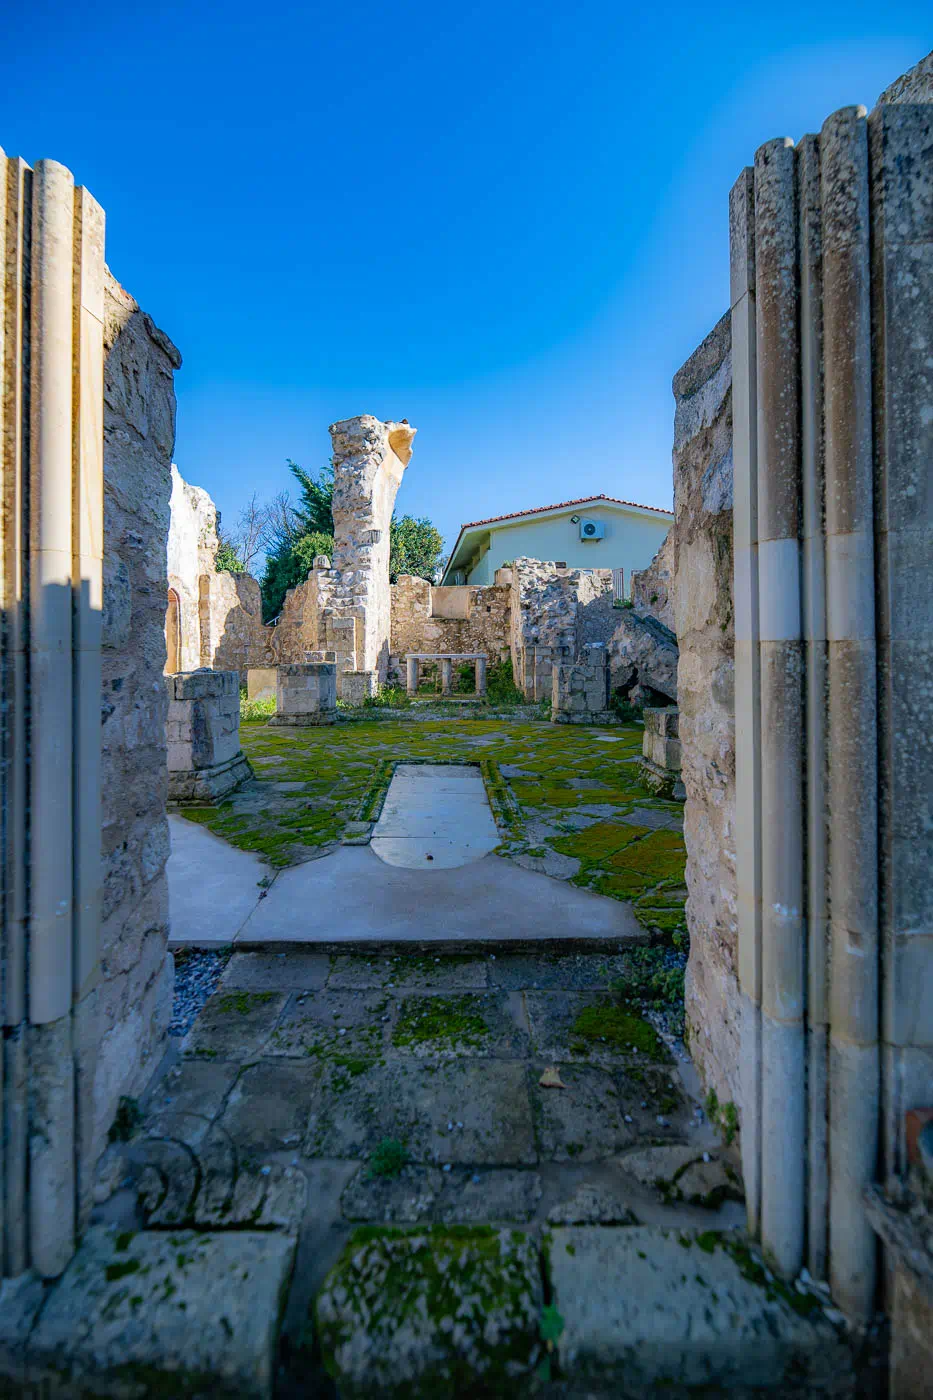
(531, 1062), (634, 1162)
(28, 1226), (296, 1400)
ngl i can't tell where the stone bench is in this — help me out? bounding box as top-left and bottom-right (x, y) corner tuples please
(404, 653), (488, 697)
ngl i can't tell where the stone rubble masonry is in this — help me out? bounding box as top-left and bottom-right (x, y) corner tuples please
(390, 575), (511, 663)
(270, 662), (338, 726)
(166, 670), (253, 803)
(272, 418), (415, 683)
(670, 311), (737, 1138)
(510, 557), (678, 704)
(167, 462), (273, 682)
(641, 707), (686, 801)
(630, 526), (675, 630)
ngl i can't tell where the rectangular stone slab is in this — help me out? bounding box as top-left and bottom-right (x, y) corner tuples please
(548, 1225), (853, 1391)
(27, 1226), (296, 1398)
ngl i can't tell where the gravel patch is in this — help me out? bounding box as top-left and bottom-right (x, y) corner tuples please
(169, 948), (231, 1037)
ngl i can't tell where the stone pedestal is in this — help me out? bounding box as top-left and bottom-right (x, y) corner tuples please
(167, 670), (252, 803)
(551, 654), (613, 725)
(269, 663), (337, 726)
(246, 667), (277, 702)
(640, 707), (685, 801)
(339, 671), (377, 706)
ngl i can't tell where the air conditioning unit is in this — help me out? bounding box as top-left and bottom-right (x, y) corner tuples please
(579, 518), (605, 541)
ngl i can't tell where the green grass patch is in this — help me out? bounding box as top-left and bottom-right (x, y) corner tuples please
(571, 1000), (667, 1061)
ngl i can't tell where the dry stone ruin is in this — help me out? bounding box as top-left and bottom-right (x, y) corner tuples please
(1, 45), (932, 1400)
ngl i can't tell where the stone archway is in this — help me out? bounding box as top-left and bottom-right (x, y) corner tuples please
(165, 586), (181, 674)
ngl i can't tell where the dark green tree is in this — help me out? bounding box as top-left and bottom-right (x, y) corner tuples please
(389, 515), (445, 583)
(260, 529), (334, 622)
(288, 459), (335, 536)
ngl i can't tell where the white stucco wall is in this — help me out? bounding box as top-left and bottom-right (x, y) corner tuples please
(463, 504), (671, 584)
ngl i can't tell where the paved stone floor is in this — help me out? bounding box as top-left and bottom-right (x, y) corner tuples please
(93, 946), (751, 1394)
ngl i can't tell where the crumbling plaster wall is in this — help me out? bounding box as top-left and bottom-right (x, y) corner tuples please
(670, 311), (737, 1112)
(100, 272), (180, 1163)
(390, 576), (511, 659)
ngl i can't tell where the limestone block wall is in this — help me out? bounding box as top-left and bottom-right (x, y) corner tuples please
(670, 313), (737, 1123)
(200, 568), (271, 679)
(166, 463), (218, 672)
(0, 151), (179, 1280)
(390, 575), (511, 659)
(100, 272), (180, 1205)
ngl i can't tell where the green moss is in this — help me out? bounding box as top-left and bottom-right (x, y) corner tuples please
(393, 996), (489, 1051)
(550, 821), (650, 861)
(367, 1138), (409, 1179)
(571, 1001), (667, 1061)
(108, 1096), (142, 1144)
(217, 991), (275, 1016)
(105, 1258), (141, 1282)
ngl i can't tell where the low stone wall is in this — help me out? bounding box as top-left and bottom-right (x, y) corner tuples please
(670, 312), (737, 1110)
(551, 651), (613, 725)
(390, 576), (511, 661)
(509, 559), (615, 698)
(100, 272), (182, 1193)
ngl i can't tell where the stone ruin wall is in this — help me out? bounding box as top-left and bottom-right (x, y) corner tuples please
(100, 273), (181, 1181)
(166, 463), (218, 672)
(389, 575), (511, 667)
(166, 464), (271, 682)
(630, 526), (675, 631)
(668, 313), (737, 1111)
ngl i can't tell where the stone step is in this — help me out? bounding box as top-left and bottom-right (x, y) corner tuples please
(313, 1223), (855, 1398)
(19, 1225), (296, 1399)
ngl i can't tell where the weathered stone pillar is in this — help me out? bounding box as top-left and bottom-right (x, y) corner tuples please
(726, 66), (932, 1319)
(441, 658), (453, 695)
(270, 663), (337, 726)
(328, 416), (416, 683)
(166, 670), (252, 802)
(0, 153), (105, 1277)
(474, 656), (487, 697)
(640, 708), (685, 801)
(406, 657), (419, 696)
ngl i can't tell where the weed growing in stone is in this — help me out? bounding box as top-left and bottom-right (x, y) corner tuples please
(367, 1138), (409, 1179)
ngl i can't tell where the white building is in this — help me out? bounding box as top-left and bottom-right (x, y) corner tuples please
(440, 494), (673, 586)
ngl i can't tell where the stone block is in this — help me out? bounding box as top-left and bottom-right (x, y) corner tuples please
(166, 669), (251, 803)
(339, 670), (377, 705)
(247, 666), (277, 702)
(314, 1226), (543, 1397)
(270, 662), (337, 726)
(549, 1226), (852, 1392)
(27, 1225), (296, 1398)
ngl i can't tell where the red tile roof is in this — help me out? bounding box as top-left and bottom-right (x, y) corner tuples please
(460, 494), (673, 530)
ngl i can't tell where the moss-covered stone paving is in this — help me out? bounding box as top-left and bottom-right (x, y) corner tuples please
(180, 713), (687, 939)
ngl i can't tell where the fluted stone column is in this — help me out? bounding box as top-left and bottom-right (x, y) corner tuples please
(475, 655), (487, 697)
(441, 658), (453, 695)
(0, 153), (105, 1278)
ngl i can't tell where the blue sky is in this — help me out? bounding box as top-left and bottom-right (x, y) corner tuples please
(1, 3), (928, 557)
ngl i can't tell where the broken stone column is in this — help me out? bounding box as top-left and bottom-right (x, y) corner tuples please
(551, 650), (612, 725)
(327, 416), (416, 682)
(270, 663), (337, 726)
(167, 670), (252, 802)
(640, 708), (685, 801)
